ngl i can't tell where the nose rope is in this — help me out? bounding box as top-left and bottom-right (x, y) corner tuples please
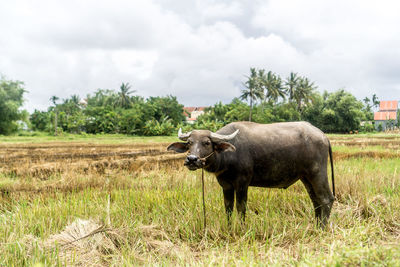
(200, 151), (214, 233)
(200, 152), (213, 232)
(186, 151), (214, 233)
(199, 151), (215, 165)
(201, 168), (206, 232)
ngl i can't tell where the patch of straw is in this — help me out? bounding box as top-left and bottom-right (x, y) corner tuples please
(24, 219), (123, 266)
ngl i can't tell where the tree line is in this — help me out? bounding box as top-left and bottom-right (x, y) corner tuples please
(0, 71), (390, 136)
(30, 83), (185, 136)
(227, 68), (379, 133)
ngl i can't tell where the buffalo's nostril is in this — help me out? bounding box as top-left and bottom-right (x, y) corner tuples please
(187, 155), (198, 162)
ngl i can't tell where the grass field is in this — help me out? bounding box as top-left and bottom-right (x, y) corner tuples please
(1, 133), (400, 266)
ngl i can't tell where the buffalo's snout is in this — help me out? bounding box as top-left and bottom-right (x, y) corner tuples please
(184, 154), (202, 170)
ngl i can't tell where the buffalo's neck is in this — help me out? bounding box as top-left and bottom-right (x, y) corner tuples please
(204, 152), (227, 173)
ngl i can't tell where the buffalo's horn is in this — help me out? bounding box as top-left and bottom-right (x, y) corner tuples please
(210, 129), (239, 142)
(178, 128), (192, 141)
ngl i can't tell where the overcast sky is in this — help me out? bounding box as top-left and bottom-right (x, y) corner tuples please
(1, 0), (400, 112)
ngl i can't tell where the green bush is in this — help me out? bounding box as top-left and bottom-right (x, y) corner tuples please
(361, 123), (375, 133)
(0, 77), (26, 134)
(302, 90), (365, 133)
(143, 117), (175, 136)
(194, 119), (224, 132)
(175, 123), (194, 133)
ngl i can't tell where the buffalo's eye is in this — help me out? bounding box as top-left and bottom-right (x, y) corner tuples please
(188, 140), (193, 145)
(203, 140), (211, 146)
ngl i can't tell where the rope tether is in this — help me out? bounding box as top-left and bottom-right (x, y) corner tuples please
(201, 168), (206, 230)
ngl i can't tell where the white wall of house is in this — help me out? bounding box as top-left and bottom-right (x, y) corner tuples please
(190, 110), (204, 120)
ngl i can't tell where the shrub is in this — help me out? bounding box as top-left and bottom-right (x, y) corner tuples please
(143, 117), (175, 136)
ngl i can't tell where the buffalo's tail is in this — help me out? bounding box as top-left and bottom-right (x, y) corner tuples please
(328, 139), (335, 197)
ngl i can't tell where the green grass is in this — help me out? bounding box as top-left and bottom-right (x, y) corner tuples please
(1, 162), (400, 265)
(0, 132), (177, 144)
(328, 132), (400, 138)
(2, 131), (398, 144)
(3, 131), (399, 144)
(1, 135), (400, 265)
(333, 144), (400, 153)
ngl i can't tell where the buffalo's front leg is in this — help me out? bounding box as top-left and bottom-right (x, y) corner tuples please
(223, 188), (234, 224)
(235, 187), (248, 222)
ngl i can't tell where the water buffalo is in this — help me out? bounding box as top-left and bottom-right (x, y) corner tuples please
(167, 121), (335, 226)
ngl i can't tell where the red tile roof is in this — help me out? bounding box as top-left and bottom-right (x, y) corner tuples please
(183, 107), (207, 112)
(379, 100), (398, 111)
(374, 111), (397, 121)
(184, 107), (196, 113)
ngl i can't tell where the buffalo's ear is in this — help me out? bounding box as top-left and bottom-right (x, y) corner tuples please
(214, 142), (236, 153)
(167, 142), (189, 153)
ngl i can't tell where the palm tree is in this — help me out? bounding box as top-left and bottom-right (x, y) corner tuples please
(116, 82), (136, 108)
(257, 69), (267, 107)
(261, 71), (285, 104)
(363, 97), (371, 111)
(293, 77), (316, 113)
(50, 95), (59, 106)
(50, 96), (59, 136)
(285, 72), (299, 101)
(240, 68), (263, 121)
(372, 94), (379, 109)
(362, 97), (374, 120)
(70, 94), (80, 105)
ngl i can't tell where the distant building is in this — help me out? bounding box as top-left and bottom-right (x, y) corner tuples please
(183, 107), (207, 124)
(79, 98), (87, 106)
(374, 100), (399, 131)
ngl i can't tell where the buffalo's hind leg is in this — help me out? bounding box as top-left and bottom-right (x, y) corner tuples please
(301, 173), (334, 227)
(301, 178), (321, 220)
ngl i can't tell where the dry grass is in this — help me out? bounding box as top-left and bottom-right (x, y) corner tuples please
(330, 138), (400, 149)
(1, 135), (400, 265)
(21, 219), (122, 266)
(333, 151), (400, 160)
(0, 142), (185, 190)
(20, 219), (188, 266)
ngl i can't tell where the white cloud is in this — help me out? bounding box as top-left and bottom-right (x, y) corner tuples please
(196, 0), (243, 19)
(0, 0), (399, 112)
(252, 0), (400, 99)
